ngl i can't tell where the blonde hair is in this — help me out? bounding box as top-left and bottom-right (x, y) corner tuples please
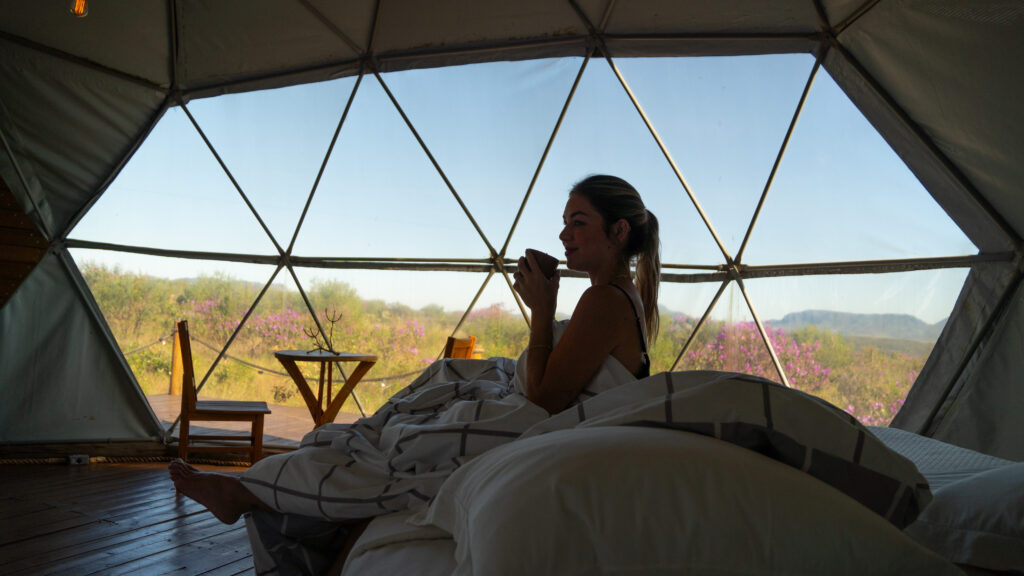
(570, 175), (661, 344)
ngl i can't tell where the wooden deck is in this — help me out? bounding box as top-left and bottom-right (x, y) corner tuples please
(0, 461), (254, 575)
(147, 393), (362, 448)
(0, 398), (369, 573)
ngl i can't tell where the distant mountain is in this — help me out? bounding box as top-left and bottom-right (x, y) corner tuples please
(766, 310), (946, 341)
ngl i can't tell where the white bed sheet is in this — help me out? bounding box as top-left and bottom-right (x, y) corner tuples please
(869, 426), (1013, 490)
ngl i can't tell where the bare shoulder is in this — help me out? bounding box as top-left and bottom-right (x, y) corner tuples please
(557, 285), (631, 362)
(572, 284), (633, 323)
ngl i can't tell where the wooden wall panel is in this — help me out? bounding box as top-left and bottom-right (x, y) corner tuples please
(0, 177), (47, 310)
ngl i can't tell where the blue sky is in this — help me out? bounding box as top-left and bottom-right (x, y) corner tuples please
(69, 54), (976, 324)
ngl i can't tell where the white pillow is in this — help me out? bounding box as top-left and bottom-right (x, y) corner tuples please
(415, 426), (961, 576)
(905, 462), (1024, 572)
(342, 511), (455, 576)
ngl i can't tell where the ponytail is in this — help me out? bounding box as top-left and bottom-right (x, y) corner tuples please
(635, 209), (660, 345)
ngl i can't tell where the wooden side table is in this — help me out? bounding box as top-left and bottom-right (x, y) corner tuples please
(274, 350), (377, 428)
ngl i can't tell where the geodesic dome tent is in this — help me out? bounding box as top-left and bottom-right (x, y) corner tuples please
(0, 0), (1021, 461)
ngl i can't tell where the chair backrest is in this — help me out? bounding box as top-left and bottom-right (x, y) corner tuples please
(444, 335), (477, 359)
(177, 320), (198, 413)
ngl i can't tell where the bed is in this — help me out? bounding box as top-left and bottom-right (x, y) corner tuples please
(869, 427), (1023, 574)
(331, 372), (1022, 575)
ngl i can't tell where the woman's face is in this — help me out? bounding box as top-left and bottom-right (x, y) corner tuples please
(559, 194), (616, 273)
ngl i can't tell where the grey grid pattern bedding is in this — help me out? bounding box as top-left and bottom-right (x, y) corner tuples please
(241, 357), (541, 520)
(242, 361), (931, 575)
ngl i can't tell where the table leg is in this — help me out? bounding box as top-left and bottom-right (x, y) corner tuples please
(327, 361), (333, 405)
(278, 358), (322, 423)
(317, 361), (326, 411)
(320, 361), (376, 426)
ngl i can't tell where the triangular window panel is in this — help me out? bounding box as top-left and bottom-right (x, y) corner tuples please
(674, 282), (784, 384)
(614, 54), (815, 256)
(291, 267), (487, 410)
(750, 269), (968, 425)
(458, 275), (530, 361)
(199, 270), (328, 444)
(200, 270), (305, 405)
(185, 78), (358, 249)
(743, 69), (977, 265)
(382, 59), (581, 256)
(70, 249), (278, 433)
(164, 264), (279, 400)
(656, 281), (730, 374)
(292, 74), (488, 259)
(69, 107), (280, 255)
(507, 57), (724, 268)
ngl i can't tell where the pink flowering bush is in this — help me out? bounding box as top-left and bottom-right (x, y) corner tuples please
(683, 322), (831, 392)
(459, 303), (529, 359)
(81, 263), (928, 423)
(671, 319), (923, 427)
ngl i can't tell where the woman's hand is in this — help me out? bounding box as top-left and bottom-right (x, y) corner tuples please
(513, 251), (559, 317)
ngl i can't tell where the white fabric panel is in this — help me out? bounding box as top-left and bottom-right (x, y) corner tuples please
(894, 262), (1017, 433)
(176, 0), (364, 92)
(373, 0), (580, 58)
(600, 0), (818, 34)
(0, 252), (162, 442)
(822, 0), (873, 25)
(838, 0), (1024, 244)
(602, 35), (817, 58)
(930, 276), (1024, 460)
(0, 0), (170, 87)
(0, 37), (166, 238)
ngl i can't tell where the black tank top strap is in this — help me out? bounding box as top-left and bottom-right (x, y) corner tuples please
(608, 283), (651, 378)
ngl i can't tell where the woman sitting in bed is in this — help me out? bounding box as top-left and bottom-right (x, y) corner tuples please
(515, 173), (660, 412)
(170, 174), (660, 574)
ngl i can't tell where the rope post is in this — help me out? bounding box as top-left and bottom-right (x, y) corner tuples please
(169, 327), (183, 396)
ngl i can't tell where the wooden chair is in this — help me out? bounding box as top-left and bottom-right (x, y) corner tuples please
(443, 335), (477, 359)
(176, 320), (271, 464)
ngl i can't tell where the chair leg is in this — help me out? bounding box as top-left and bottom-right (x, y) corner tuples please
(179, 418), (190, 462)
(252, 415), (265, 464)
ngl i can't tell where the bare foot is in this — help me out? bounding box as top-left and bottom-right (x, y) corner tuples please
(168, 459), (256, 524)
(168, 458), (199, 480)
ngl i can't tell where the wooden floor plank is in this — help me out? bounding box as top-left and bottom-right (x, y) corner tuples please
(0, 462), (254, 576)
(1, 510), (211, 573)
(1, 479), (181, 542)
(33, 516), (235, 576)
(198, 556), (257, 576)
(81, 518), (245, 569)
(2, 466), (140, 499)
(0, 496), (52, 518)
(0, 506), (92, 546)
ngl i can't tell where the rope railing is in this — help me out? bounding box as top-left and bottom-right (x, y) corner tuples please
(123, 328), (435, 384)
(123, 332), (173, 356)
(189, 333), (290, 377)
